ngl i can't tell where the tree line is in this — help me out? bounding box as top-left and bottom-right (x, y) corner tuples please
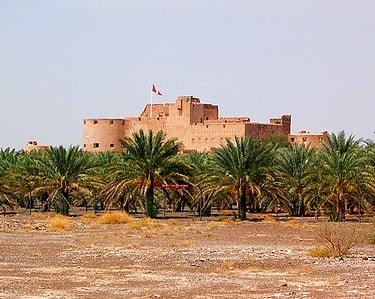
(0, 129), (374, 221)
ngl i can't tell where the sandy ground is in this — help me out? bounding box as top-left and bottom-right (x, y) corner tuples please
(0, 213), (374, 299)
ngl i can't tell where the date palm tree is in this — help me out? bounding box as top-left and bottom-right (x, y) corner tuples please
(276, 144), (316, 216)
(356, 139), (375, 213)
(317, 131), (373, 221)
(109, 129), (190, 218)
(7, 150), (42, 211)
(30, 146), (100, 215)
(0, 148), (20, 210)
(181, 151), (221, 217)
(210, 136), (275, 220)
(100, 151), (139, 213)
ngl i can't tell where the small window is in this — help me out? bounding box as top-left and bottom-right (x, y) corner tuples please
(302, 137), (307, 142)
(83, 120), (86, 125)
(290, 138), (295, 142)
(93, 120), (98, 125)
(93, 143), (99, 148)
(109, 120), (114, 126)
(110, 144), (115, 148)
(83, 144), (87, 148)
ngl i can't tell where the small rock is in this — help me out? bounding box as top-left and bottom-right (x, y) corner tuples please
(279, 280), (288, 287)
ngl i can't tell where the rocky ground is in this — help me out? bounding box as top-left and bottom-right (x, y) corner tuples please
(0, 212), (374, 299)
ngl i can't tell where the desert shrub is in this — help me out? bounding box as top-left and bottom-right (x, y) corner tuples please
(98, 211), (133, 224)
(47, 215), (71, 231)
(313, 222), (364, 257)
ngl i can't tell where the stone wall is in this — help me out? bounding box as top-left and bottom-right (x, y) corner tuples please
(82, 96), (292, 153)
(288, 131), (329, 148)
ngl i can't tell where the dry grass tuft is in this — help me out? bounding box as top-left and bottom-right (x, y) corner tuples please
(206, 221), (223, 230)
(22, 223), (33, 232)
(82, 213), (97, 219)
(221, 261), (235, 271)
(125, 241), (142, 249)
(141, 230), (156, 238)
(262, 215), (277, 223)
(167, 218), (179, 225)
(76, 239), (95, 249)
(308, 245), (334, 258)
(219, 217), (234, 223)
(282, 219), (298, 228)
(98, 211), (133, 225)
(31, 212), (53, 219)
(128, 217), (161, 230)
(181, 239), (196, 247)
(168, 239), (179, 247)
(160, 227), (177, 236)
(201, 230), (213, 237)
(47, 215), (71, 232)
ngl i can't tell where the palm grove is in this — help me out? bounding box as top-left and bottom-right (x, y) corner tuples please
(0, 129), (374, 222)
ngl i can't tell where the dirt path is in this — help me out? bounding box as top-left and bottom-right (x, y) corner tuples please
(0, 215), (374, 298)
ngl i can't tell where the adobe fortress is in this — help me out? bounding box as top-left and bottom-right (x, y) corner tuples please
(82, 96), (292, 153)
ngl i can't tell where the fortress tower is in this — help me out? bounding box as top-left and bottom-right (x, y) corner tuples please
(83, 119), (125, 152)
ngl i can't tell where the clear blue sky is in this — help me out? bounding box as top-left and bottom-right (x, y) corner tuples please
(1, 0), (374, 150)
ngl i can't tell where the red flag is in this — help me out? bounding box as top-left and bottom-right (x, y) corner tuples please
(152, 84), (162, 96)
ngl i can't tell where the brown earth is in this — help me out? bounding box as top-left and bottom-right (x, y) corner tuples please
(0, 213), (374, 299)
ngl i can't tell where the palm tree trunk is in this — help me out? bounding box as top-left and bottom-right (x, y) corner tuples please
(145, 181), (157, 218)
(238, 187), (247, 221)
(337, 196), (345, 222)
(56, 191), (70, 216)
